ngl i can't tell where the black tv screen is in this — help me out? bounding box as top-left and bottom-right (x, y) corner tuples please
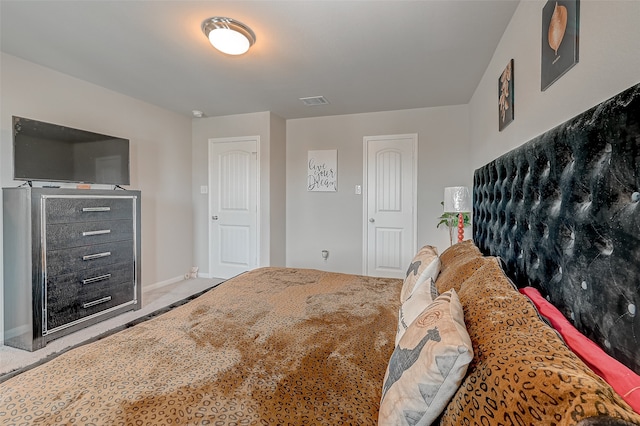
(13, 116), (130, 185)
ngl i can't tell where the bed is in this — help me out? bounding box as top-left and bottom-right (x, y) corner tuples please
(0, 268), (401, 424)
(1, 83), (639, 425)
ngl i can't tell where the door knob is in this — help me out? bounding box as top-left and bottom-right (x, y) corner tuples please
(212, 216), (219, 220)
(369, 218), (375, 223)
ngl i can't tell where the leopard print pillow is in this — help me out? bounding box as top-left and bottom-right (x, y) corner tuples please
(439, 259), (640, 425)
(435, 244), (491, 294)
(438, 240), (482, 265)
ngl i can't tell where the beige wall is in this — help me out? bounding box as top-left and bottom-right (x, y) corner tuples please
(283, 0), (640, 278)
(469, 0), (640, 168)
(286, 105), (471, 274)
(0, 53), (194, 342)
(191, 111), (286, 276)
(269, 113), (287, 267)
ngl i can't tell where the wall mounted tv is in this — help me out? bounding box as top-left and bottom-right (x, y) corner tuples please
(13, 116), (130, 186)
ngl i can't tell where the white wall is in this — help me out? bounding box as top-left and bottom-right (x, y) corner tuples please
(286, 105), (471, 274)
(0, 53), (194, 342)
(469, 0), (640, 168)
(191, 111), (286, 277)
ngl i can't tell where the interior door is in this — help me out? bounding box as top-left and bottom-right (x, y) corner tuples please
(208, 137), (259, 279)
(363, 134), (417, 278)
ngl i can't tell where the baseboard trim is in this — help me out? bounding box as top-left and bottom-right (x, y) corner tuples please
(143, 275), (185, 292)
(197, 272), (214, 279)
(3, 324), (30, 342)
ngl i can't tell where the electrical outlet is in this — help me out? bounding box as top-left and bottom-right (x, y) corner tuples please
(355, 185), (362, 195)
(200, 185), (208, 194)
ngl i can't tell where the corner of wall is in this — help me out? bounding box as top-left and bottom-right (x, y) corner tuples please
(468, 1), (640, 168)
(269, 113), (287, 266)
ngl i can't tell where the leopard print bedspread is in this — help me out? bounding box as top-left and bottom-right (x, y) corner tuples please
(0, 268), (401, 425)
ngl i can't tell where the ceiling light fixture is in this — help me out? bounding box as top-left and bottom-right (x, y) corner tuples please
(201, 17), (256, 56)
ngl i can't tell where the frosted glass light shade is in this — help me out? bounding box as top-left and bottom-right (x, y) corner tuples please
(208, 28), (250, 55)
(202, 17), (256, 56)
(444, 186), (471, 213)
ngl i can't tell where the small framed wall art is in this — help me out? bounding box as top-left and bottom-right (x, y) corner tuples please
(307, 149), (337, 192)
(541, 0), (580, 91)
(498, 59), (514, 132)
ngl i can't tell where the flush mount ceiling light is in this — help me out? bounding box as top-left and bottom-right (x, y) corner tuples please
(202, 17), (256, 55)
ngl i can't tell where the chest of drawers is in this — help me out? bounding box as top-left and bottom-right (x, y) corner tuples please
(3, 188), (141, 351)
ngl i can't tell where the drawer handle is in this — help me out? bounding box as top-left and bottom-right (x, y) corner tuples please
(82, 229), (111, 237)
(82, 274), (112, 285)
(82, 296), (112, 309)
(82, 207), (111, 212)
(82, 251), (111, 261)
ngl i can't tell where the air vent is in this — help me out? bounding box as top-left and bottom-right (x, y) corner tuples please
(299, 96), (329, 106)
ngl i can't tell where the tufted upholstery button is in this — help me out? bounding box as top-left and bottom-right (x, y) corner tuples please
(595, 238), (614, 256)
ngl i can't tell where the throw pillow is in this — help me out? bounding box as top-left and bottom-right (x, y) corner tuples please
(379, 289), (473, 426)
(400, 245), (440, 303)
(396, 277), (439, 345)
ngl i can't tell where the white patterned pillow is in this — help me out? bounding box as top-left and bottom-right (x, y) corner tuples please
(400, 245), (440, 303)
(396, 277), (439, 345)
(379, 289), (473, 426)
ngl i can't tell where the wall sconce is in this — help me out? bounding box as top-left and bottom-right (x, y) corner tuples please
(202, 17), (256, 55)
(444, 186), (472, 243)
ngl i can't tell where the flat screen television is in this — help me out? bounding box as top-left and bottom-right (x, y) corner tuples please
(13, 116), (130, 186)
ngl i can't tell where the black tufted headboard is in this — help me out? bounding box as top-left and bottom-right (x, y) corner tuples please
(473, 83), (640, 375)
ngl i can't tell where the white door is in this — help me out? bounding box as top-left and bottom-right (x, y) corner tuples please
(363, 134), (417, 278)
(209, 137), (259, 279)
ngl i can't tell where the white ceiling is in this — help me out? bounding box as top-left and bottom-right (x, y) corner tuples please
(0, 0), (519, 120)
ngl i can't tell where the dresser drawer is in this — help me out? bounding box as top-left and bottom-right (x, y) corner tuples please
(46, 281), (136, 331)
(47, 262), (135, 310)
(46, 240), (134, 276)
(44, 196), (135, 224)
(46, 219), (133, 250)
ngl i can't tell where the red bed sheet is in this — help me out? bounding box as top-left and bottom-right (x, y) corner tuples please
(520, 286), (640, 414)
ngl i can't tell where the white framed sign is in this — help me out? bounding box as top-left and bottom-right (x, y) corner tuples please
(307, 149), (337, 192)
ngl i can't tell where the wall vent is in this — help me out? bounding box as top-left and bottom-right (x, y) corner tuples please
(299, 96), (329, 106)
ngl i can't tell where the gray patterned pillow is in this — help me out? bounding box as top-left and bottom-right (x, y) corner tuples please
(396, 277), (439, 345)
(379, 289), (473, 426)
(400, 245), (440, 303)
